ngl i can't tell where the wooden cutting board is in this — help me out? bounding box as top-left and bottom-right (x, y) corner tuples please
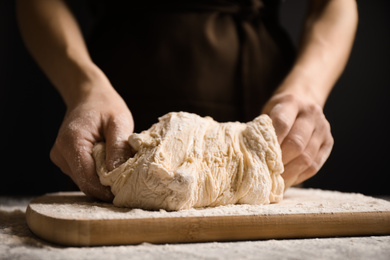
(26, 188), (390, 246)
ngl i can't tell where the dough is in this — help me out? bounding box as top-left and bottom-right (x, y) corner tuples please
(93, 112), (284, 210)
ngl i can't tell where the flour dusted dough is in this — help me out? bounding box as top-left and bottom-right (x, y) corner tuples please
(93, 112), (284, 210)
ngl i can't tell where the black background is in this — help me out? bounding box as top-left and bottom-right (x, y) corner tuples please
(1, 0), (389, 196)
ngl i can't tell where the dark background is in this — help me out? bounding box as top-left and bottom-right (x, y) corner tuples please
(1, 1), (389, 196)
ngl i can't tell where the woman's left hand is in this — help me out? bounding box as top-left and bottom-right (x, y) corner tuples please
(262, 92), (334, 189)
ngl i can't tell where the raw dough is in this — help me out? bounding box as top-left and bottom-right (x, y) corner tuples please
(93, 112), (284, 210)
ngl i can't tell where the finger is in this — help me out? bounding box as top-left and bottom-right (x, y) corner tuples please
(293, 137), (334, 186)
(280, 112), (316, 164)
(72, 144), (114, 202)
(104, 115), (134, 171)
(268, 103), (299, 144)
(282, 128), (322, 188)
(78, 170), (114, 202)
(292, 116), (333, 185)
(76, 148), (113, 201)
(50, 144), (72, 176)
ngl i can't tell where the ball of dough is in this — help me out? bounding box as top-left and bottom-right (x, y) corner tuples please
(93, 112), (284, 210)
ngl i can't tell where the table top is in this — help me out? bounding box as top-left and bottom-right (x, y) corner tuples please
(1, 194), (390, 260)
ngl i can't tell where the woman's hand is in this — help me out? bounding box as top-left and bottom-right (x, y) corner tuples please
(261, 0), (357, 189)
(16, 0), (135, 200)
(262, 93), (334, 189)
(50, 82), (134, 201)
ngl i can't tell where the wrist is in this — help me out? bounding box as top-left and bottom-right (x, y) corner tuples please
(274, 65), (331, 108)
(56, 61), (113, 109)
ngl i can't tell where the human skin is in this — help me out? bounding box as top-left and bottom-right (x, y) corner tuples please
(262, 0), (358, 188)
(16, 0), (358, 200)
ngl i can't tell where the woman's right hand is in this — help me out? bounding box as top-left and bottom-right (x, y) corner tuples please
(16, 0), (135, 201)
(50, 79), (134, 201)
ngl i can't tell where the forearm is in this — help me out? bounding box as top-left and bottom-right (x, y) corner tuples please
(276, 0), (358, 107)
(16, 0), (108, 107)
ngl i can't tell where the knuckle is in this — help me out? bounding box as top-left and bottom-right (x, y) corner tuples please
(49, 147), (58, 163)
(307, 161), (320, 175)
(49, 144), (64, 165)
(274, 116), (289, 131)
(272, 114), (291, 137)
(322, 128), (334, 148)
(49, 147), (68, 174)
(53, 135), (64, 147)
(300, 152), (313, 168)
(321, 120), (332, 134)
(302, 102), (323, 117)
(322, 118), (332, 132)
(310, 103), (323, 114)
(285, 135), (306, 152)
(54, 131), (73, 148)
(327, 135), (335, 147)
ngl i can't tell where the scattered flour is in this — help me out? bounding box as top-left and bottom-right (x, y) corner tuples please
(27, 188), (390, 220)
(1, 193), (390, 260)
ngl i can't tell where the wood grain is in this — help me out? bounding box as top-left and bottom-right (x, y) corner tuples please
(26, 193), (390, 246)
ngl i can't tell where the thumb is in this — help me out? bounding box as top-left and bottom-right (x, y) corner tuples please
(105, 116), (134, 171)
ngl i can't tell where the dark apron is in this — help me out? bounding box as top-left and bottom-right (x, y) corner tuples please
(86, 0), (295, 132)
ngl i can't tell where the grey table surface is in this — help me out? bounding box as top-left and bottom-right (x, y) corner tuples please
(1, 195), (389, 260)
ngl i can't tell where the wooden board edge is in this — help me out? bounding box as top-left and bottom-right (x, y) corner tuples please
(26, 205), (89, 246)
(26, 205), (390, 247)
